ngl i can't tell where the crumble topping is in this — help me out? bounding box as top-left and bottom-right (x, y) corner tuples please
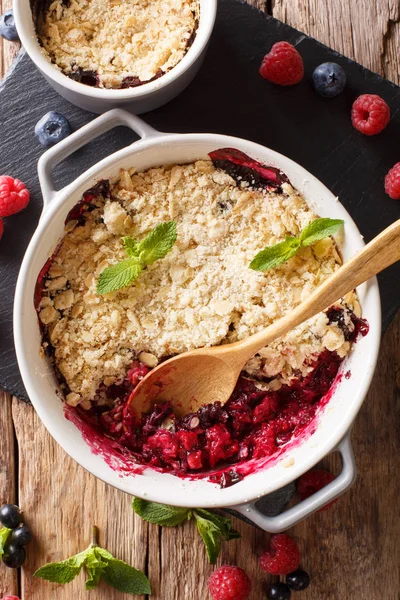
(36, 0), (199, 89)
(38, 160), (360, 406)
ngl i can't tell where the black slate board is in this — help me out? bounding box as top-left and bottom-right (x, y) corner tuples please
(1, 0), (400, 402)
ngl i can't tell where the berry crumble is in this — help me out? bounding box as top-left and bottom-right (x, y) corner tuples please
(36, 149), (368, 480)
(34, 0), (200, 89)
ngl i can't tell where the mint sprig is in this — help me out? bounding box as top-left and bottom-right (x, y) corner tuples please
(193, 509), (241, 564)
(97, 221), (177, 295)
(34, 526), (151, 595)
(249, 217), (344, 271)
(132, 498), (191, 527)
(0, 527), (12, 559)
(132, 498), (240, 564)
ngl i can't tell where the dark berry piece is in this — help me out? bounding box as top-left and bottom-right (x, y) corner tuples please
(34, 111), (72, 148)
(10, 525), (33, 546)
(208, 565), (252, 600)
(0, 176), (30, 217)
(0, 505), (23, 529)
(351, 94), (390, 135)
(0, 10), (19, 42)
(297, 469), (337, 511)
(267, 582), (291, 600)
(312, 62), (346, 97)
(260, 534), (300, 575)
(385, 162), (400, 199)
(260, 41), (304, 86)
(69, 68), (98, 86)
(286, 569), (311, 590)
(3, 543), (26, 568)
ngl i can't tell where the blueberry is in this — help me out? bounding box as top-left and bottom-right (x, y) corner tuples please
(0, 505), (23, 529)
(3, 543), (26, 568)
(286, 569), (310, 590)
(10, 525), (33, 546)
(312, 62), (346, 97)
(35, 111), (72, 148)
(0, 10), (19, 42)
(266, 582), (291, 600)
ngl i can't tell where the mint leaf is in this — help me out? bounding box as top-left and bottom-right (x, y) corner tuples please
(299, 218), (344, 246)
(34, 527), (150, 595)
(138, 221), (177, 266)
(193, 513), (223, 564)
(193, 510), (240, 563)
(95, 546), (114, 561)
(195, 509), (241, 541)
(85, 549), (108, 590)
(249, 237), (300, 271)
(34, 548), (90, 584)
(0, 527), (11, 559)
(123, 236), (141, 258)
(249, 217), (345, 271)
(132, 500), (240, 563)
(132, 497), (190, 527)
(97, 221), (177, 294)
(97, 258), (142, 295)
(102, 558), (151, 595)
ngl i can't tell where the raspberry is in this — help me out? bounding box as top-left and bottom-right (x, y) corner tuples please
(0, 219), (3, 241)
(260, 534), (301, 575)
(0, 176), (30, 217)
(208, 566), (251, 600)
(351, 94), (390, 135)
(384, 162), (400, 199)
(297, 469), (337, 511)
(260, 41), (304, 86)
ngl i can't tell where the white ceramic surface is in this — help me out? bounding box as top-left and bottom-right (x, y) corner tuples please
(14, 110), (381, 520)
(13, 0), (217, 114)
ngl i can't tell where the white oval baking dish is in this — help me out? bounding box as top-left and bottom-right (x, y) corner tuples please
(14, 0), (217, 114)
(14, 110), (381, 532)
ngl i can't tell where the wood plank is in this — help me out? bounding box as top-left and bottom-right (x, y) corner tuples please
(0, 0), (21, 595)
(12, 399), (152, 600)
(1, 1), (400, 599)
(1, 0), (19, 74)
(293, 312), (400, 600)
(272, 0), (400, 85)
(0, 392), (18, 597)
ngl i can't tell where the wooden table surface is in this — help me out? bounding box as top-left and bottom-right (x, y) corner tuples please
(1, 1), (399, 599)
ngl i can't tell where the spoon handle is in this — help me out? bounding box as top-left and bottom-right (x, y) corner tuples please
(233, 219), (400, 363)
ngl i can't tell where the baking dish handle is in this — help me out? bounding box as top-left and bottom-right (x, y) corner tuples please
(38, 109), (161, 208)
(231, 433), (356, 533)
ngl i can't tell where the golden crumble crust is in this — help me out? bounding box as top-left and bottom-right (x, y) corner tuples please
(38, 160), (360, 406)
(37, 0), (199, 88)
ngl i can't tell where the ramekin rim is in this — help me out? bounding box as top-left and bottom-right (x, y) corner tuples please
(14, 0), (217, 99)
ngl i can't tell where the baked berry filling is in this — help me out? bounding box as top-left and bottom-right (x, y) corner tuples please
(35, 148), (369, 485)
(73, 333), (366, 485)
(209, 148), (290, 192)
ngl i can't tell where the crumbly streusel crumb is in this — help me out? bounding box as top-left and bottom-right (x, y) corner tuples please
(36, 0), (199, 89)
(39, 160), (357, 404)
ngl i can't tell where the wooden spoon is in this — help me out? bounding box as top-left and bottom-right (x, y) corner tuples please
(129, 219), (400, 418)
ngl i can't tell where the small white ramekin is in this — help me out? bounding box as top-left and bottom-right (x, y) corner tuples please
(14, 0), (217, 114)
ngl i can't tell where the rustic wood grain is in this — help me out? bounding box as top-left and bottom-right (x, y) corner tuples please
(12, 400), (151, 600)
(0, 0), (20, 595)
(1, 0), (18, 74)
(272, 0), (400, 85)
(0, 392), (18, 597)
(0, 0), (400, 599)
